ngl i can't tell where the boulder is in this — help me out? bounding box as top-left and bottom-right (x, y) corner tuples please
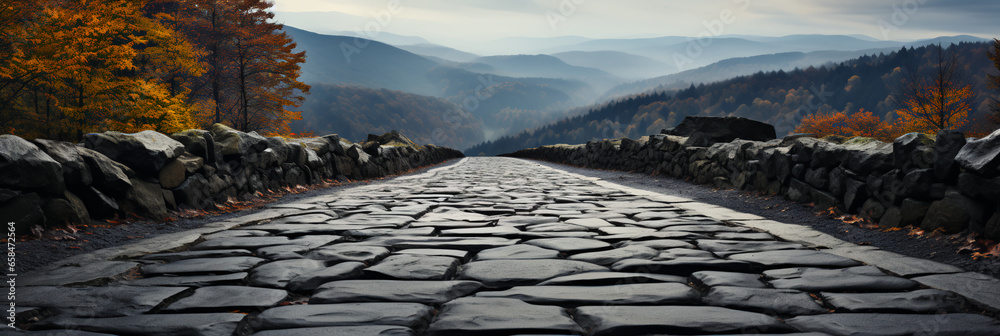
(289, 137), (334, 156)
(663, 116), (777, 147)
(921, 190), (982, 234)
(367, 130), (419, 148)
(173, 174), (210, 210)
(33, 139), (92, 188)
(347, 145), (371, 165)
(0, 188), (19, 203)
(44, 196), (89, 226)
(123, 179), (168, 219)
(898, 169), (934, 200)
(841, 137), (893, 176)
(265, 137), (292, 164)
(83, 130), (185, 176)
(934, 130), (966, 181)
(78, 186), (120, 219)
(0, 193), (45, 233)
(893, 133), (936, 172)
(860, 199), (886, 221)
(955, 128), (1000, 177)
(210, 123), (268, 156)
(804, 167), (829, 189)
(170, 129), (218, 165)
(79, 147), (133, 196)
(957, 172), (1000, 202)
(159, 153), (203, 189)
(0, 135), (65, 195)
(879, 198), (930, 229)
(985, 212), (1000, 241)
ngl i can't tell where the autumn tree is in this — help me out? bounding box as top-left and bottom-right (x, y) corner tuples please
(0, 0), (201, 139)
(893, 44), (975, 134)
(794, 109), (903, 142)
(229, 0), (309, 134)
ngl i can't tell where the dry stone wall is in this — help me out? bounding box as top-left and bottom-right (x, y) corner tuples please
(506, 118), (1000, 241)
(0, 125), (463, 234)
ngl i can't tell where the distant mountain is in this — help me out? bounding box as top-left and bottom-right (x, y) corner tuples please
(476, 36), (594, 55)
(601, 48), (900, 100)
(293, 85), (484, 150)
(465, 42), (996, 156)
(472, 55), (624, 93)
(285, 26), (440, 96)
(552, 50), (673, 80)
(397, 44), (480, 63)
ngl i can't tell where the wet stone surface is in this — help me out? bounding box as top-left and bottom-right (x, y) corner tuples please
(14, 157), (1000, 335)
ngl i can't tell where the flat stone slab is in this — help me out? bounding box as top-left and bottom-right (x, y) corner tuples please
(476, 283), (700, 307)
(142, 256), (265, 275)
(160, 285), (288, 313)
(459, 259), (608, 287)
(34, 313), (247, 336)
(249, 259), (327, 288)
(0, 330), (117, 335)
(690, 271), (767, 288)
(703, 286), (828, 315)
(524, 238), (612, 254)
(661, 224), (754, 233)
(575, 305), (794, 336)
(564, 218), (614, 228)
(765, 266), (919, 292)
(696, 240), (807, 257)
(251, 326), (415, 336)
(439, 226), (521, 236)
(537, 272), (686, 286)
(409, 220), (494, 229)
(287, 262), (366, 293)
(140, 249), (252, 262)
(256, 245), (311, 261)
(914, 272), (1000, 312)
(630, 218), (720, 229)
(615, 239), (696, 250)
(473, 244), (560, 261)
(426, 297), (585, 336)
(713, 232), (777, 241)
(21, 261), (140, 286)
(250, 224), (376, 235)
(19, 286), (186, 317)
(364, 255), (460, 280)
(251, 303), (434, 330)
(362, 236), (518, 251)
(343, 227), (436, 237)
(568, 245), (659, 266)
(821, 289), (967, 313)
(785, 313), (1000, 336)
(331, 215), (415, 228)
(526, 223), (590, 232)
(395, 249), (470, 259)
(496, 215), (559, 227)
(594, 231), (707, 242)
(612, 257), (758, 275)
(124, 273), (248, 287)
(189, 236), (292, 250)
(728, 249), (863, 269)
(596, 226), (657, 235)
(310, 280), (482, 304)
(305, 244), (391, 264)
(633, 211), (685, 220)
(654, 248), (716, 259)
(268, 213), (338, 224)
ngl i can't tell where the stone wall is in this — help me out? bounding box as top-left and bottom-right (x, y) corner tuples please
(0, 125), (463, 234)
(505, 119), (1000, 241)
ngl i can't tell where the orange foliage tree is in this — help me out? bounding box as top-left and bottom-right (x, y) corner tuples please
(893, 44), (975, 134)
(794, 109), (904, 142)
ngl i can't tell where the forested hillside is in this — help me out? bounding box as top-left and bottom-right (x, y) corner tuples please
(293, 85), (484, 150)
(466, 42), (999, 156)
(1, 0), (308, 140)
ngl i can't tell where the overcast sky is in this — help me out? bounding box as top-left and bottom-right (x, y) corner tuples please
(271, 0), (999, 46)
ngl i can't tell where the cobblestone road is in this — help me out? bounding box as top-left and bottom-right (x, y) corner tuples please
(10, 157), (1000, 335)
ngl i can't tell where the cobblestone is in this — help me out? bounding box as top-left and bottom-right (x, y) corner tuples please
(11, 157), (1000, 335)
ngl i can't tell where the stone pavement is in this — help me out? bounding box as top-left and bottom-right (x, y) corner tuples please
(9, 157), (1000, 336)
